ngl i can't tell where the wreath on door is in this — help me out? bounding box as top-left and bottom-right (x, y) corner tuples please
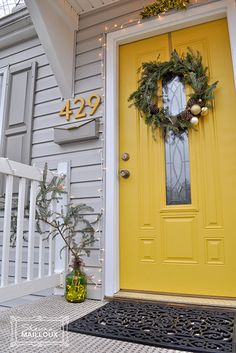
(128, 48), (218, 137)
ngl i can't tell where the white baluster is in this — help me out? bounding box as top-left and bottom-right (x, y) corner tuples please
(1, 175), (13, 287)
(38, 227), (44, 279)
(48, 199), (56, 276)
(27, 180), (38, 281)
(15, 177), (26, 284)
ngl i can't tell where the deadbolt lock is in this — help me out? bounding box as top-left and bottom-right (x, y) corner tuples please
(121, 152), (130, 161)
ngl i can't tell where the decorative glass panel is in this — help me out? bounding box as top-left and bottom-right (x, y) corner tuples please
(163, 75), (186, 115)
(164, 132), (191, 205)
(163, 75), (191, 205)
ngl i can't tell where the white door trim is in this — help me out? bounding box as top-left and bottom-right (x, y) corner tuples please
(104, 0), (236, 297)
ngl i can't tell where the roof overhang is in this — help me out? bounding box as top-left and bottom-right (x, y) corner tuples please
(67, 0), (120, 15)
(0, 7), (36, 50)
(25, 0), (79, 99)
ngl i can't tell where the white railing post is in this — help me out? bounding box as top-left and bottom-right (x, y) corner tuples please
(54, 162), (70, 277)
(1, 174), (13, 287)
(15, 177), (26, 284)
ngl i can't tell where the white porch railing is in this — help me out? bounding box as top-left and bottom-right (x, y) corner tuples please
(0, 158), (69, 303)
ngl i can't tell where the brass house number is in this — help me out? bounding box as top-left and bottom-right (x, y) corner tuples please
(59, 94), (101, 121)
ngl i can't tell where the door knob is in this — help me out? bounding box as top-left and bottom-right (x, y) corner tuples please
(120, 169), (130, 179)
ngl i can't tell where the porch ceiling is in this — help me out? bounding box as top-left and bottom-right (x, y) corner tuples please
(68, 0), (120, 14)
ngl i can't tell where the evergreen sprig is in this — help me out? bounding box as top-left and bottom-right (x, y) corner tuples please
(128, 48), (218, 138)
(141, 0), (190, 19)
(35, 164), (101, 268)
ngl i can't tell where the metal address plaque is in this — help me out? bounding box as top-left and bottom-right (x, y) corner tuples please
(59, 94), (101, 121)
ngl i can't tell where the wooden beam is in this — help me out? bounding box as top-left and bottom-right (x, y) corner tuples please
(25, 0), (79, 99)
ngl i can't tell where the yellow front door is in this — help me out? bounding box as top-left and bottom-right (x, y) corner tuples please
(119, 19), (236, 297)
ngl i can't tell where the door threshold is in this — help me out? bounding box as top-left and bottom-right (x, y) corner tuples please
(113, 290), (236, 308)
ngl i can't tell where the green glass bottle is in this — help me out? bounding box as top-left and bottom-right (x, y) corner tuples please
(65, 268), (87, 303)
(65, 256), (87, 303)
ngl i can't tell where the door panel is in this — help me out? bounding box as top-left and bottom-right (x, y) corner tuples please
(119, 34), (169, 292)
(119, 19), (236, 297)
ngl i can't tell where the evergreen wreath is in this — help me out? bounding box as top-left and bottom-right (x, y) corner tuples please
(141, 0), (190, 19)
(128, 48), (218, 137)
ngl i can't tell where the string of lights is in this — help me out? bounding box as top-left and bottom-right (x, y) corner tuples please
(93, 0), (201, 292)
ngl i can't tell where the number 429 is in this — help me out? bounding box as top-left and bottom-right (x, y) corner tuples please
(59, 94), (101, 121)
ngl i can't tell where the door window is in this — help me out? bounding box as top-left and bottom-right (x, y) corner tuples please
(163, 75), (191, 205)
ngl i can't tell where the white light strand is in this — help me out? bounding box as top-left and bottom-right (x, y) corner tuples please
(98, 0), (200, 35)
(94, 0), (198, 295)
(94, 6), (201, 293)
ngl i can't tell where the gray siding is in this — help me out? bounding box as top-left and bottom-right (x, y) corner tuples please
(0, 38), (53, 287)
(0, 20), (104, 298)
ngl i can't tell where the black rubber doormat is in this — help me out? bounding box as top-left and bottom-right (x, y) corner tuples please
(65, 300), (236, 353)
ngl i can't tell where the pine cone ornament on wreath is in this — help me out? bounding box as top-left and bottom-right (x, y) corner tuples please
(179, 110), (188, 120)
(180, 110), (192, 121)
(150, 104), (159, 114)
(198, 98), (204, 107)
(186, 110), (193, 121)
(187, 97), (197, 108)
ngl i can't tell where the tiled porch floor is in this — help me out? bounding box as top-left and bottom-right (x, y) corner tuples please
(0, 295), (190, 353)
